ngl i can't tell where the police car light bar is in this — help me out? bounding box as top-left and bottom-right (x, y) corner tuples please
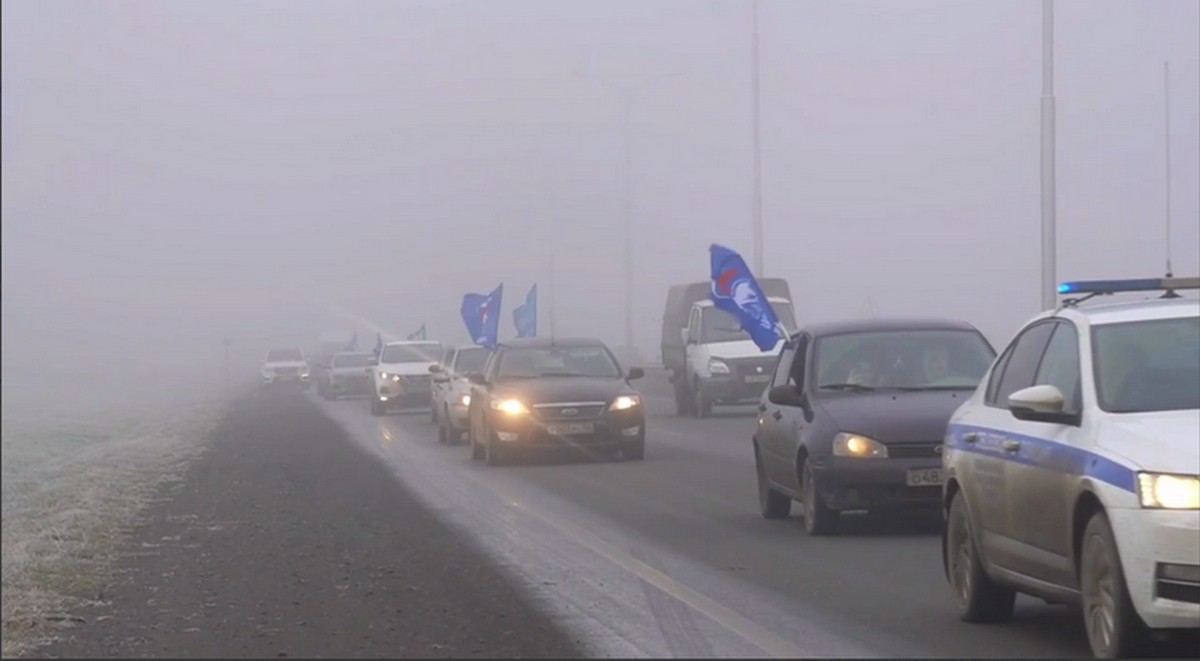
(1058, 277), (1200, 295)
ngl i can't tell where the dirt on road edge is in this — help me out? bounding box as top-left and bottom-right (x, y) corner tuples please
(36, 388), (585, 658)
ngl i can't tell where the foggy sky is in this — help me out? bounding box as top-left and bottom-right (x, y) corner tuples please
(3, 0), (1198, 382)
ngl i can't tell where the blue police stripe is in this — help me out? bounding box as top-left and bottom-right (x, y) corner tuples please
(947, 423), (1138, 494)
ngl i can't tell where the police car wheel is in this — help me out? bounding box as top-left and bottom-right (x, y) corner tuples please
(1080, 511), (1149, 659)
(946, 492), (1015, 622)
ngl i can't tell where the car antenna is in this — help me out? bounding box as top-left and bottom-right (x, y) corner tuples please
(1160, 62), (1181, 301)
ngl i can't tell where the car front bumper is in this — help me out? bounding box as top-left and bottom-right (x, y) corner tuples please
(698, 375), (772, 404)
(328, 374), (372, 395)
(263, 373), (310, 386)
(1107, 507), (1200, 630)
(490, 410), (645, 450)
(376, 378), (433, 406)
(809, 454), (944, 511)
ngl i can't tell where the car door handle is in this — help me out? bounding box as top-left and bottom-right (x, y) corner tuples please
(758, 403), (768, 412)
(1001, 439), (1021, 453)
(772, 410), (783, 421)
(962, 432), (979, 444)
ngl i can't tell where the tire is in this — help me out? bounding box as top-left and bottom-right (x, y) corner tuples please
(674, 378), (693, 416)
(1080, 511), (1150, 659)
(623, 438), (645, 461)
(484, 429), (508, 466)
(694, 383), (712, 419)
(444, 408), (460, 446)
(801, 459), (838, 535)
(756, 448), (791, 519)
(945, 492), (1016, 623)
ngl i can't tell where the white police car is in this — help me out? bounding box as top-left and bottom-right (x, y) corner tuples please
(941, 277), (1199, 658)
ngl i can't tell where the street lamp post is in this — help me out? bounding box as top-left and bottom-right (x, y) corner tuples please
(751, 0), (764, 276)
(1040, 0), (1057, 311)
(572, 70), (678, 352)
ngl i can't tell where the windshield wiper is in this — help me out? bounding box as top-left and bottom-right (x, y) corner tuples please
(538, 372), (598, 378)
(819, 383), (876, 392)
(893, 385), (976, 391)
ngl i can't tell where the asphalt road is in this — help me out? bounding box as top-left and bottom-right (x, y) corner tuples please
(317, 370), (1095, 658)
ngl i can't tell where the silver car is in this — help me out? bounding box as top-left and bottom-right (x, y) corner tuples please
(316, 351), (375, 399)
(430, 345), (492, 445)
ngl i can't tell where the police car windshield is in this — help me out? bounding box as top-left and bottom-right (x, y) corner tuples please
(701, 304), (796, 343)
(381, 343), (441, 363)
(266, 349), (303, 362)
(332, 354), (371, 368)
(1092, 316), (1200, 413)
(496, 346), (621, 379)
(813, 329), (995, 391)
(453, 348), (490, 373)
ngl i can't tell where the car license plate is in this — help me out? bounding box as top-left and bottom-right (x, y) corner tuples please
(546, 422), (594, 436)
(906, 468), (944, 487)
(746, 375), (771, 383)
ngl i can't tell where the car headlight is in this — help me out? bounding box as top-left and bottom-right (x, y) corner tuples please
(490, 398), (527, 416)
(708, 358), (730, 375)
(610, 395), (641, 411)
(460, 394), (471, 407)
(832, 432), (888, 458)
(379, 371), (390, 379)
(1138, 472), (1200, 510)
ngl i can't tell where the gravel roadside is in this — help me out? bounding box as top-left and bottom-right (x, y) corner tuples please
(39, 388), (585, 658)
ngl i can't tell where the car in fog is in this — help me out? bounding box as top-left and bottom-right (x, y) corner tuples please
(465, 337), (646, 465)
(369, 340), (444, 415)
(430, 344), (492, 445)
(942, 277), (1200, 658)
(753, 318), (996, 535)
(315, 351), (374, 400)
(261, 348), (312, 388)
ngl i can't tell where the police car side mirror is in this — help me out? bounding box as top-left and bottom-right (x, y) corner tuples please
(468, 373), (488, 386)
(428, 364), (444, 374)
(627, 367), (645, 381)
(1008, 385), (1080, 426)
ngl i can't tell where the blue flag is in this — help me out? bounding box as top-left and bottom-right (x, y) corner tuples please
(407, 324), (427, 341)
(346, 332), (358, 351)
(461, 283), (503, 349)
(372, 332), (383, 356)
(513, 284), (537, 338)
(709, 243), (782, 352)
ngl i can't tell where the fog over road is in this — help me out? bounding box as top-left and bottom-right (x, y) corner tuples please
(320, 369), (1092, 659)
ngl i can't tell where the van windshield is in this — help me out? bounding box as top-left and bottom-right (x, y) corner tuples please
(701, 303), (796, 343)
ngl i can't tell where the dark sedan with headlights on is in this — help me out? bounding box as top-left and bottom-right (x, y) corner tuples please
(753, 318), (997, 535)
(466, 337), (646, 465)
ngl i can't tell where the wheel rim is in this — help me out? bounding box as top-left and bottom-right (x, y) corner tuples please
(1083, 534), (1117, 653)
(803, 463), (816, 526)
(951, 512), (973, 608)
(756, 454), (769, 509)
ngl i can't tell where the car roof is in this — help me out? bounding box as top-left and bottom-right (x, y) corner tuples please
(451, 344), (491, 351)
(1044, 296), (1199, 326)
(800, 317), (981, 337)
(694, 296), (790, 309)
(333, 351), (371, 357)
(497, 337), (609, 349)
(383, 340), (442, 347)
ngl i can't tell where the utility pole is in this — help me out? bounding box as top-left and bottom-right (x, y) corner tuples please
(571, 70), (679, 351)
(1163, 61), (1174, 277)
(751, 0), (764, 276)
(1040, 0), (1057, 310)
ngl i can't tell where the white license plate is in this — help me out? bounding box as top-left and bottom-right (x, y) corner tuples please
(546, 422), (595, 436)
(906, 468), (944, 487)
(746, 375), (771, 383)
